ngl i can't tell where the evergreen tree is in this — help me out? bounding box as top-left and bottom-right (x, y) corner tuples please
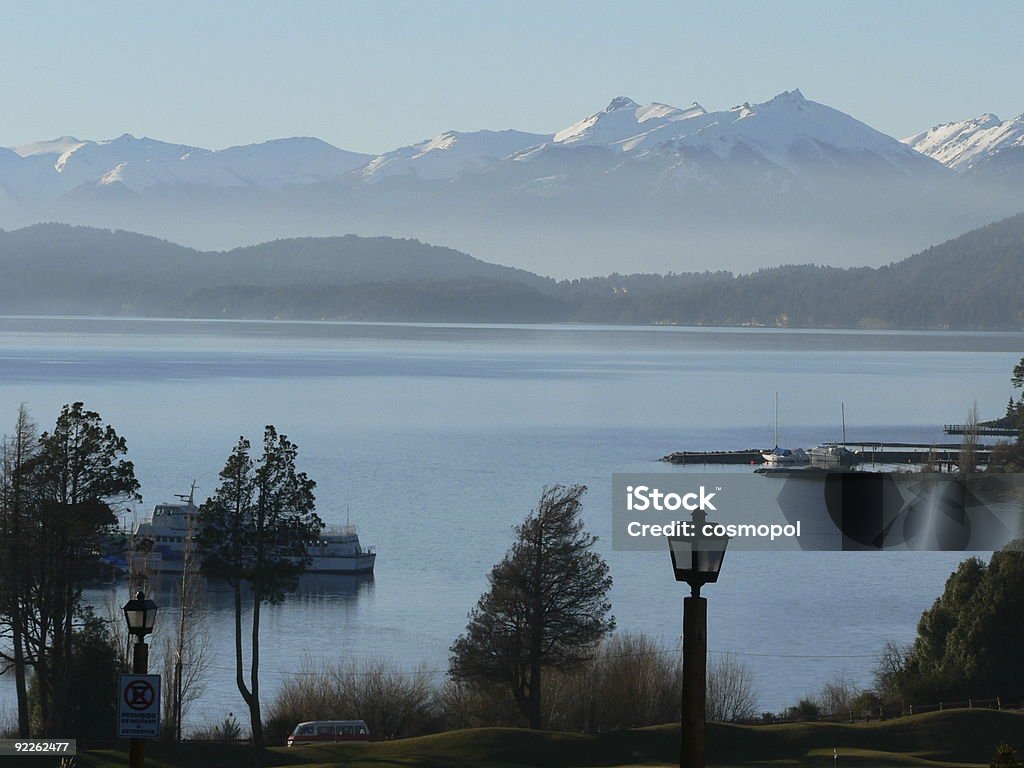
(4, 403), (138, 736)
(899, 542), (1024, 703)
(196, 426), (321, 756)
(450, 485), (614, 728)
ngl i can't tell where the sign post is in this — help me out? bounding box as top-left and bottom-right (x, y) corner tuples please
(118, 674), (161, 741)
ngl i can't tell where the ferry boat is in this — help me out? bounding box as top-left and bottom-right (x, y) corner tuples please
(131, 487), (375, 575)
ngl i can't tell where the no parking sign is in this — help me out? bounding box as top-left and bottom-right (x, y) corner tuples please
(117, 674), (161, 739)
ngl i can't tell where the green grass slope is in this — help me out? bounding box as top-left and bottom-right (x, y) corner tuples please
(31, 709), (1020, 768)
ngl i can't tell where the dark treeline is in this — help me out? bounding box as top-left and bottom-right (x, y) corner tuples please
(1, 211), (1023, 328)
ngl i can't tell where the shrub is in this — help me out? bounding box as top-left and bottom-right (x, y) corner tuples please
(992, 742), (1024, 768)
(264, 658), (441, 744)
(192, 712), (244, 742)
(440, 677), (522, 730)
(543, 632), (681, 731)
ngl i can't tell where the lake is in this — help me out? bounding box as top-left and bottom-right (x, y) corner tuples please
(0, 317), (1021, 727)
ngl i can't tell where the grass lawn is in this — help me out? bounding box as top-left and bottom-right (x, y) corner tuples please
(14, 709), (1024, 768)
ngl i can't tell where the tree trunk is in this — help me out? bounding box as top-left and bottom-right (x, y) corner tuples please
(12, 606), (29, 736)
(249, 593), (264, 753)
(527, 508), (544, 729)
(52, 573), (76, 736)
(36, 640), (50, 735)
(6, 416), (31, 738)
(5, 507), (29, 736)
(232, 583), (254, 711)
(528, 653), (542, 729)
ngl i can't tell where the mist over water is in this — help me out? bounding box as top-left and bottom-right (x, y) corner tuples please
(0, 317), (1020, 724)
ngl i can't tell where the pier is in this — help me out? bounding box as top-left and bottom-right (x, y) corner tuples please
(661, 442), (997, 467)
(944, 424), (1018, 437)
(660, 449), (766, 465)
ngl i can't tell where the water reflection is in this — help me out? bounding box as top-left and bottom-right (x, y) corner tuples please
(85, 572), (375, 613)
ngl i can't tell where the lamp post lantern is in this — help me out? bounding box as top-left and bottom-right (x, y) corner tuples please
(123, 591), (158, 768)
(668, 509), (729, 768)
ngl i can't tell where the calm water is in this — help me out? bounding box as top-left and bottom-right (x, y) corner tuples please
(0, 317), (1021, 727)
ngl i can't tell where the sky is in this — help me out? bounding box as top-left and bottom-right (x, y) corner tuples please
(1, 0), (1021, 154)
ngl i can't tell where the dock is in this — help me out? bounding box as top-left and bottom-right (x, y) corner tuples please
(944, 424), (1018, 437)
(838, 442), (995, 465)
(661, 449), (766, 465)
(661, 442), (998, 467)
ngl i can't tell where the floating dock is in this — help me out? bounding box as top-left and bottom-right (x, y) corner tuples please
(661, 449), (766, 465)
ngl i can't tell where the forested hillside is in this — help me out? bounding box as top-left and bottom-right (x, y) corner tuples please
(1, 215), (1022, 328)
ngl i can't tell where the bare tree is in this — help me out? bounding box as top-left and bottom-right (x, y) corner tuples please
(959, 401), (980, 477)
(162, 529), (211, 741)
(818, 673), (860, 716)
(0, 406), (37, 737)
(705, 653), (758, 722)
(873, 639), (908, 702)
(546, 632), (682, 731)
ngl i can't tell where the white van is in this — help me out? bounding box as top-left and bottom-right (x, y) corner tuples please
(287, 719), (370, 746)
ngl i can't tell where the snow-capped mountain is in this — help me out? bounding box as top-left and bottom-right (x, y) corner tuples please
(514, 90), (933, 177)
(4, 134), (371, 194)
(1, 90), (938, 197)
(359, 129), (550, 182)
(903, 113), (1024, 171)
(1, 90), (1020, 275)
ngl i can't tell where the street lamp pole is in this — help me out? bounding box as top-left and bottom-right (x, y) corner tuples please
(681, 585), (708, 768)
(123, 591), (158, 768)
(668, 508), (729, 768)
(129, 637), (149, 768)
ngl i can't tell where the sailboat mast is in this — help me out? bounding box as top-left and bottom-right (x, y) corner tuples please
(774, 392), (779, 449)
(841, 402), (846, 445)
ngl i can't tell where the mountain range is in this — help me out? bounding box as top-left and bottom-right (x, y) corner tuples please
(1, 215), (1022, 329)
(2, 90), (1022, 276)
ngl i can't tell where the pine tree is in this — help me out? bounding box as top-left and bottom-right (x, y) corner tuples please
(449, 485), (614, 728)
(197, 426), (321, 755)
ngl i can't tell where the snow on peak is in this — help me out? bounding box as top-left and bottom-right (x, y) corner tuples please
(98, 162), (127, 185)
(769, 89), (807, 105)
(542, 90), (925, 172)
(903, 112), (1024, 170)
(604, 96), (640, 112)
(421, 131), (461, 152)
(11, 136), (85, 158)
(359, 128), (550, 182)
(1, 133), (371, 193)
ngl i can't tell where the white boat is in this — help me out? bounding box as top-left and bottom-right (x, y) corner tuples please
(762, 446), (809, 465)
(808, 404), (856, 467)
(808, 443), (856, 467)
(131, 487), (375, 575)
(762, 393), (808, 464)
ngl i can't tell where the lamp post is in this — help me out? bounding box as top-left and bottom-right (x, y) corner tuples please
(668, 509), (729, 768)
(123, 591), (158, 768)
